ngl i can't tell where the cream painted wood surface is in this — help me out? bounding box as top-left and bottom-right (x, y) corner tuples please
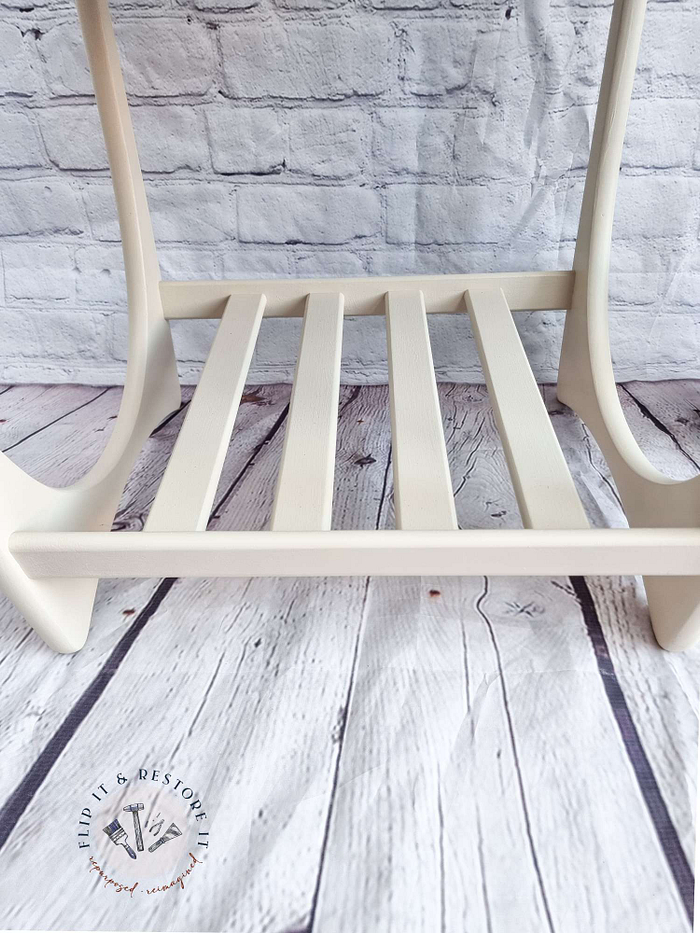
(145, 294), (265, 532)
(2, 0), (699, 656)
(160, 271), (575, 320)
(0, 381), (696, 932)
(466, 288), (589, 530)
(386, 291), (458, 531)
(271, 293), (344, 531)
(12, 528), (700, 579)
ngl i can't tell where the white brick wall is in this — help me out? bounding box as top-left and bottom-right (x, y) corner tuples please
(0, 0), (698, 385)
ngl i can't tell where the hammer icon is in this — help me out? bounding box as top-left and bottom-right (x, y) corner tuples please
(123, 802), (145, 852)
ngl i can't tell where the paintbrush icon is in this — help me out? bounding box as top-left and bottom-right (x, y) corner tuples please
(148, 822), (182, 853)
(103, 818), (137, 859)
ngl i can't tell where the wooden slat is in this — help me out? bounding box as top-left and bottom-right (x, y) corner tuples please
(271, 293), (344, 531)
(465, 287), (588, 530)
(385, 291), (457, 530)
(145, 294), (265, 532)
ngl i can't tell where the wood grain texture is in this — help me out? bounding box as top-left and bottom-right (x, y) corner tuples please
(0, 381), (696, 932)
(1, 385), (120, 483)
(312, 382), (691, 933)
(545, 382), (700, 872)
(0, 384), (383, 932)
(0, 384), (291, 803)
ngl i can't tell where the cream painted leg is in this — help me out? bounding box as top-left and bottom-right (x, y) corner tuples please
(644, 578), (700, 653)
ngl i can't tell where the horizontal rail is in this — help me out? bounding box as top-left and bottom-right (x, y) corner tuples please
(160, 271), (575, 320)
(10, 529), (700, 579)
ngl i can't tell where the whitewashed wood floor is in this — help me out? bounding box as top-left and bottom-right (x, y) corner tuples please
(0, 380), (698, 933)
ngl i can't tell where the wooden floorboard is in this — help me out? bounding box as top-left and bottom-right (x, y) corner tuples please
(0, 385), (109, 454)
(546, 382), (699, 908)
(312, 383), (692, 932)
(581, 384), (700, 868)
(0, 384), (291, 802)
(0, 381), (696, 932)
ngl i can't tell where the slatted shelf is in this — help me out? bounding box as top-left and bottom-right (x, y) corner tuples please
(10, 0), (697, 659)
(145, 293), (265, 532)
(271, 293), (344, 531)
(465, 287), (589, 530)
(386, 291), (458, 531)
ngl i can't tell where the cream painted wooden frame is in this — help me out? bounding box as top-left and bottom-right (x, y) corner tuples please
(2, 0), (697, 654)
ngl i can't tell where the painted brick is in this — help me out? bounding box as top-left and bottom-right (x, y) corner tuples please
(83, 184), (122, 242)
(220, 23), (394, 100)
(164, 318), (216, 364)
(3, 244), (75, 302)
(188, 0), (258, 8)
(454, 111), (538, 184)
(639, 10), (700, 96)
(39, 23), (93, 97)
(549, 173), (691, 249)
(119, 22), (216, 97)
(0, 112), (45, 168)
(159, 247), (221, 281)
(294, 251), (367, 276)
(39, 106), (107, 170)
(207, 109), (285, 175)
(274, 0), (347, 9)
(659, 274), (700, 310)
(83, 182), (236, 243)
(544, 104), (594, 176)
(148, 183), (237, 243)
(0, 23), (40, 97)
(623, 100), (699, 170)
(75, 245), (126, 305)
(369, 247), (498, 276)
(0, 0), (699, 385)
(41, 105), (208, 172)
(373, 0), (439, 9)
(386, 184), (553, 246)
(289, 110), (369, 179)
(136, 107), (209, 171)
(109, 311), (132, 362)
(613, 177), (700, 240)
(0, 180), (85, 236)
(558, 178), (585, 243)
(222, 250), (292, 278)
(374, 109), (455, 177)
(403, 23), (499, 96)
(167, 317), (305, 376)
(238, 186), (381, 244)
(41, 21), (215, 97)
(1, 0), (52, 7)
(610, 312), (700, 381)
(608, 273), (659, 308)
(0, 309), (101, 360)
